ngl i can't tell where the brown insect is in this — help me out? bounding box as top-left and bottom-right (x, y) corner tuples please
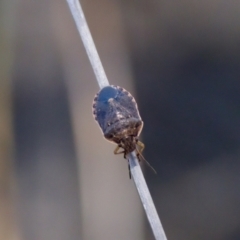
(93, 85), (156, 178)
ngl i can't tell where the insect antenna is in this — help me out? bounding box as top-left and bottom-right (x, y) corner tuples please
(136, 148), (157, 175)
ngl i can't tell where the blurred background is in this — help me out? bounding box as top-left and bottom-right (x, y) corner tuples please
(1, 0), (240, 239)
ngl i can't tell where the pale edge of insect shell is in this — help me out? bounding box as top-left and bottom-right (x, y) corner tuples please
(115, 85), (136, 104)
(92, 92), (99, 120)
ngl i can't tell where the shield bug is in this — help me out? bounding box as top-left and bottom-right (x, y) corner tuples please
(92, 85), (155, 178)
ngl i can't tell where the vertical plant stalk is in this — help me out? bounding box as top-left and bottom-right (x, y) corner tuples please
(65, 0), (168, 239)
(66, 0), (108, 89)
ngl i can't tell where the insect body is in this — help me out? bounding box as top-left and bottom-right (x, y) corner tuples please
(93, 85), (145, 177)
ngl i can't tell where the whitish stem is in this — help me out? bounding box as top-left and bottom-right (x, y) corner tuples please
(65, 0), (168, 239)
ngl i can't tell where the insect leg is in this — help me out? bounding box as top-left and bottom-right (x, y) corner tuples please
(136, 141), (157, 174)
(114, 145), (125, 155)
(137, 140), (145, 154)
(135, 140), (145, 160)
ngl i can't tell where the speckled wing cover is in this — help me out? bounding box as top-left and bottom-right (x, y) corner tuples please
(93, 85), (141, 135)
